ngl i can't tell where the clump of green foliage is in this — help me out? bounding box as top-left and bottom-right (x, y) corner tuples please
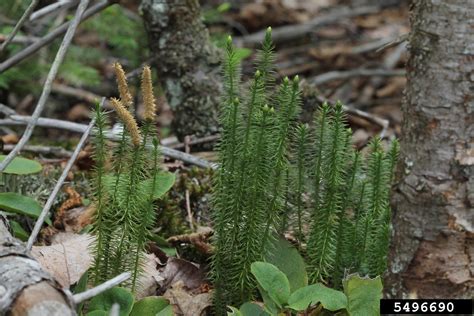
(211, 29), (399, 312)
(91, 65), (175, 292)
(211, 28), (301, 312)
(305, 105), (399, 286)
(0, 3), (146, 91)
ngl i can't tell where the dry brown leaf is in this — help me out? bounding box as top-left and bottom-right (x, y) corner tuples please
(32, 233), (164, 294)
(1, 134), (18, 144)
(163, 281), (212, 316)
(159, 258), (207, 293)
(67, 103), (91, 121)
(31, 233), (93, 288)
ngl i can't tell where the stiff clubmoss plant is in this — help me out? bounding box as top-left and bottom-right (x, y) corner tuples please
(212, 29), (399, 312)
(211, 28), (300, 312)
(91, 64), (175, 292)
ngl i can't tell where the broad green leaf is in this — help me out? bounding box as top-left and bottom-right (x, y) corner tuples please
(258, 285), (279, 315)
(239, 302), (267, 316)
(251, 262), (290, 308)
(130, 296), (169, 316)
(0, 193), (51, 225)
(0, 155), (42, 175)
(140, 171), (176, 200)
(288, 283), (347, 312)
(156, 304), (174, 316)
(10, 220), (28, 241)
(227, 306), (243, 316)
(88, 287), (134, 316)
(265, 237), (308, 292)
(343, 274), (383, 316)
(103, 171), (175, 204)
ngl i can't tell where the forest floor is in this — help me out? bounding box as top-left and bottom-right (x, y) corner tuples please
(0, 0), (409, 314)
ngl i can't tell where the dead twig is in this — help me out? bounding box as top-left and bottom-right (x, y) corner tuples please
(235, 6), (380, 47)
(0, 0), (40, 53)
(302, 82), (390, 138)
(26, 97), (100, 250)
(30, 0), (79, 22)
(0, 0), (91, 173)
(0, 0), (113, 73)
(310, 68), (405, 86)
(0, 115), (215, 169)
(2, 144), (73, 158)
(72, 272), (131, 304)
(0, 34), (40, 45)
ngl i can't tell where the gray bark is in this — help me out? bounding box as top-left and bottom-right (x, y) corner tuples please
(387, 1), (474, 298)
(140, 0), (222, 140)
(0, 215), (75, 315)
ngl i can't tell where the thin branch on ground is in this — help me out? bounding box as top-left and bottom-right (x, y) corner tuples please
(26, 98), (100, 250)
(0, 0), (91, 173)
(0, 103), (16, 115)
(72, 272), (131, 304)
(0, 0), (113, 73)
(0, 114), (215, 169)
(2, 144), (73, 158)
(30, 0), (79, 22)
(309, 91), (389, 137)
(310, 68), (405, 86)
(170, 134), (220, 149)
(235, 6), (380, 46)
(0, 34), (40, 45)
(0, 0), (40, 53)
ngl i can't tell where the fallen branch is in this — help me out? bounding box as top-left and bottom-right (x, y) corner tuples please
(302, 82), (390, 138)
(30, 0), (79, 22)
(0, 0), (91, 173)
(0, 34), (40, 45)
(235, 6), (380, 46)
(0, 0), (40, 53)
(72, 272), (130, 304)
(0, 115), (215, 169)
(2, 144), (73, 158)
(310, 68), (405, 86)
(0, 215), (75, 315)
(0, 0), (113, 73)
(26, 98), (99, 250)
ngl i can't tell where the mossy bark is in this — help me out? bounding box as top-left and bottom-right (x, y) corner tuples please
(387, 0), (474, 298)
(140, 0), (222, 140)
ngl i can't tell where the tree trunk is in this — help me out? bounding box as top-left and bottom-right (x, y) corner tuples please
(387, 1), (474, 298)
(140, 0), (222, 140)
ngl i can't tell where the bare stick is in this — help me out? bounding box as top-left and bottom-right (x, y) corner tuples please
(30, 0), (79, 22)
(313, 93), (389, 137)
(0, 0), (40, 53)
(2, 144), (73, 158)
(0, 116), (89, 133)
(0, 34), (40, 45)
(235, 6), (380, 46)
(0, 0), (90, 173)
(72, 272), (131, 304)
(0, 0), (112, 73)
(310, 68), (405, 86)
(110, 303), (120, 316)
(26, 99), (99, 250)
(0, 115), (215, 169)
